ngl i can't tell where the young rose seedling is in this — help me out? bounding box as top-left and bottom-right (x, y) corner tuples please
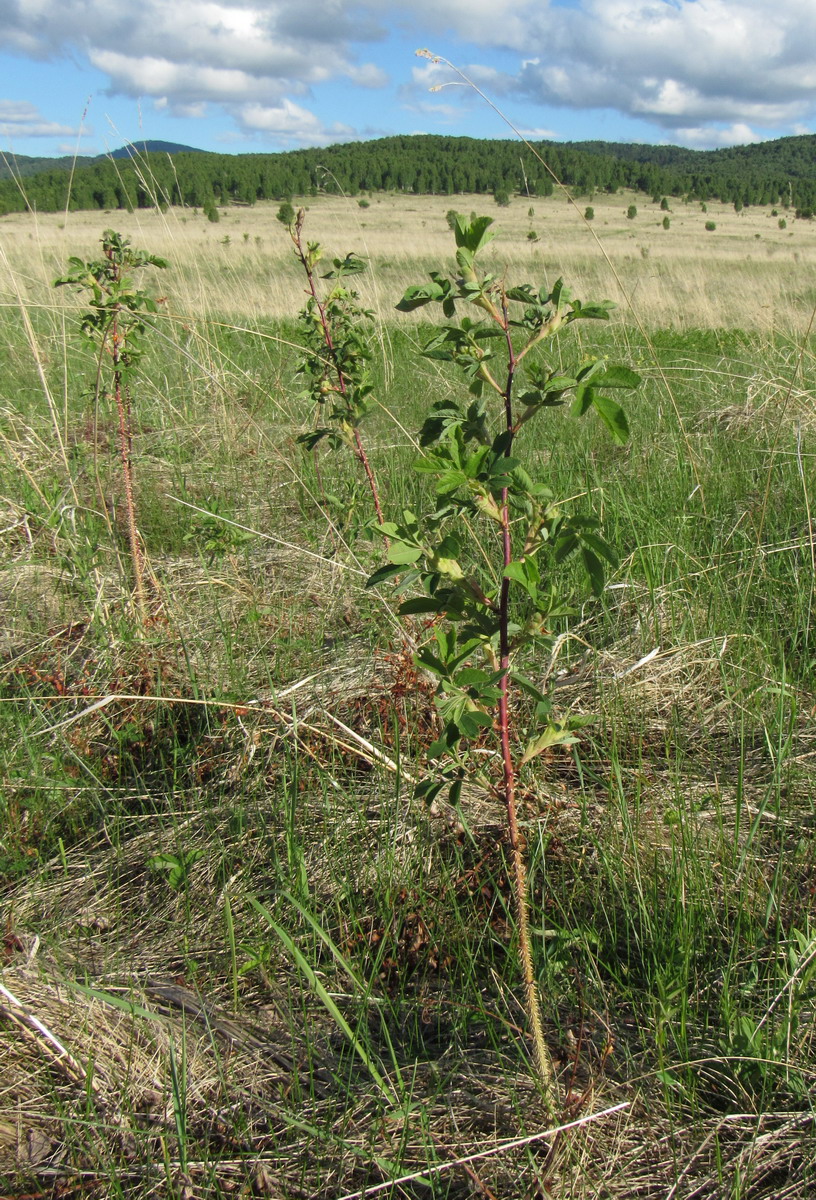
(287, 209), (384, 529)
(368, 215), (641, 1113)
(55, 230), (167, 620)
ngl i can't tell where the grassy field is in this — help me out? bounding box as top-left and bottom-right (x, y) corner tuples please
(3, 187), (816, 329)
(2, 186), (816, 1198)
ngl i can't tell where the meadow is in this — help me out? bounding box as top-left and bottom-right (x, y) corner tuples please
(1, 184), (816, 1198)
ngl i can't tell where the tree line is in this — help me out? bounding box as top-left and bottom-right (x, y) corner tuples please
(1, 133), (814, 216)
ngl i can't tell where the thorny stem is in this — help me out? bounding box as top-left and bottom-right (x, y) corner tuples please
(290, 213), (386, 529)
(496, 295), (558, 1116)
(352, 427), (385, 527)
(106, 271), (147, 623)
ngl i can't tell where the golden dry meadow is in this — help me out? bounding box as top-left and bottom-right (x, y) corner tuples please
(2, 189), (815, 330)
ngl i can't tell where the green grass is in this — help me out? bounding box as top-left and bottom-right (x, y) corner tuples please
(2, 229), (816, 1198)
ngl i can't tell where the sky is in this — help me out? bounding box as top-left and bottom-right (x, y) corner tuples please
(1, 0), (815, 160)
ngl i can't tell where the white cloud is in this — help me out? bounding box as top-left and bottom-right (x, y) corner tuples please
(675, 122), (763, 148)
(391, 0), (535, 51)
(0, 99), (79, 139)
(411, 58), (514, 96)
(154, 98), (208, 119)
(0, 0), (387, 146)
(403, 99), (466, 120)
(408, 0), (816, 137)
(236, 98), (354, 143)
(344, 63), (388, 89)
(1, 0), (815, 147)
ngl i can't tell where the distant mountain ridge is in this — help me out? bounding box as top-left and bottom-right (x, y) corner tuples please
(0, 132), (814, 214)
(107, 141), (208, 160)
(0, 140), (206, 181)
(563, 135), (816, 181)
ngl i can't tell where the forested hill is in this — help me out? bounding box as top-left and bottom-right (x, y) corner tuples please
(0, 151), (96, 181)
(0, 140), (203, 182)
(1, 132), (814, 216)
(108, 141), (204, 160)
(565, 135), (816, 178)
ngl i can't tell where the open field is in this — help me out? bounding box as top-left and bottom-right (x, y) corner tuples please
(2, 187), (816, 1198)
(3, 189), (816, 330)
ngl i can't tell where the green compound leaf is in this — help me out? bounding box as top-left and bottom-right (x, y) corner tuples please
(399, 596), (445, 615)
(387, 541), (423, 565)
(591, 365), (642, 388)
(591, 394), (630, 444)
(570, 385), (594, 417)
(366, 563), (406, 588)
(581, 546), (605, 595)
(454, 214), (495, 254)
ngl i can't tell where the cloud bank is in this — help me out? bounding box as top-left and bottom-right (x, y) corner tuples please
(0, 0), (389, 144)
(0, 0), (814, 147)
(412, 0), (816, 144)
(0, 99), (79, 140)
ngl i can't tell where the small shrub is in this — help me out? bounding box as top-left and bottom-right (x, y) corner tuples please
(779, 218), (788, 229)
(585, 206), (595, 221)
(705, 221), (716, 232)
(276, 201), (296, 227)
(288, 210), (384, 526)
(183, 496), (255, 563)
(358, 198), (370, 208)
(701, 202), (708, 213)
(526, 230), (538, 241)
(54, 231), (168, 620)
(662, 216), (670, 230)
(660, 197), (670, 211)
(206, 205), (220, 223)
(493, 189), (511, 208)
(376, 212), (641, 1110)
(627, 204), (637, 220)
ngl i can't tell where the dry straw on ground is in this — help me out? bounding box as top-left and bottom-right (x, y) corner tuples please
(4, 610), (816, 1195)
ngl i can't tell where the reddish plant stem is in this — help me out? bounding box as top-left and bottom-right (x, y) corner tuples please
(110, 314), (147, 622)
(495, 300), (557, 1113)
(352, 427), (386, 527)
(291, 219), (385, 529)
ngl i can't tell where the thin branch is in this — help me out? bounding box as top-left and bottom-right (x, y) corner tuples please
(334, 1103), (631, 1200)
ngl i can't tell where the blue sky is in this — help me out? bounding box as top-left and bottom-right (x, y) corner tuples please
(1, 0), (815, 159)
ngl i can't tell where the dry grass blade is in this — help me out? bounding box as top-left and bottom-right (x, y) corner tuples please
(0, 980), (96, 1091)
(334, 1101), (631, 1200)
